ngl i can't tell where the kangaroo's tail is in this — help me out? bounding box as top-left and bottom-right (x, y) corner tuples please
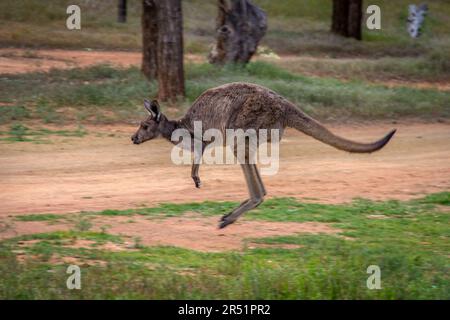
(285, 103), (396, 153)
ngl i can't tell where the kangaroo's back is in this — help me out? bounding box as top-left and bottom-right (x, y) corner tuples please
(180, 82), (287, 134)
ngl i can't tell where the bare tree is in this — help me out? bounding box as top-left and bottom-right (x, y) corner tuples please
(141, 0), (185, 101)
(348, 0), (363, 40)
(117, 0), (127, 23)
(331, 0), (362, 40)
(142, 0), (158, 80)
(156, 0), (185, 101)
(209, 0), (267, 64)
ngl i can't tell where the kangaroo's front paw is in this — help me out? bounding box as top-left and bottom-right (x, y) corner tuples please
(192, 176), (201, 188)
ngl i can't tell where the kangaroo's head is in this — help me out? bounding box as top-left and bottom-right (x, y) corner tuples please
(131, 99), (162, 145)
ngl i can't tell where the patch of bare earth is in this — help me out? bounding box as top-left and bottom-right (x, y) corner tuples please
(2, 215), (342, 252)
(14, 249), (107, 266)
(14, 238), (127, 265)
(0, 48), (205, 74)
(91, 215), (341, 252)
(17, 238), (134, 252)
(49, 255), (107, 266)
(1, 122), (449, 217)
(0, 220), (70, 241)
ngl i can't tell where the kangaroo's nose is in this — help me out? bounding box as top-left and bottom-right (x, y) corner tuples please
(131, 136), (140, 144)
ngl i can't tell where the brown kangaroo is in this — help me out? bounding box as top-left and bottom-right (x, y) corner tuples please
(131, 82), (396, 228)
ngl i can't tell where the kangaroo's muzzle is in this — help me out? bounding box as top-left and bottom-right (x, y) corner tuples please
(131, 135), (141, 144)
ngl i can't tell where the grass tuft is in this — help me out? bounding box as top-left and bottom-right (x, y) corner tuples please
(15, 214), (63, 222)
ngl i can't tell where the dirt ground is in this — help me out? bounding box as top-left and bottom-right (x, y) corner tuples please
(3, 214), (342, 252)
(1, 122), (449, 215)
(0, 48), (204, 74)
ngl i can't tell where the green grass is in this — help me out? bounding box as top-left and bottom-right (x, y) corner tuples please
(14, 231), (123, 246)
(15, 214), (63, 222)
(1, 62), (449, 126)
(418, 192), (450, 206)
(1, 192), (448, 299)
(96, 200), (237, 218)
(271, 47), (450, 83)
(185, 62), (450, 120)
(0, 123), (87, 143)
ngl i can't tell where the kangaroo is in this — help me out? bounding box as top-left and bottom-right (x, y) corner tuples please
(131, 82), (396, 228)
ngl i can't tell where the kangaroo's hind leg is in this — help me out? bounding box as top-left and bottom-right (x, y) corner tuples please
(220, 164), (266, 223)
(219, 163), (266, 228)
(252, 164), (266, 196)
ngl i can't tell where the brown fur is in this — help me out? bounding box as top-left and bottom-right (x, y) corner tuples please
(132, 82), (396, 228)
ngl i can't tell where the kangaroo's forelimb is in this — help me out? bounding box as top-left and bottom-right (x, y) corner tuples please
(191, 140), (205, 188)
(191, 163), (201, 188)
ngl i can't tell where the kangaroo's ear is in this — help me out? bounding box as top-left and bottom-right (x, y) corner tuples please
(150, 100), (160, 113)
(144, 99), (155, 117)
(150, 100), (161, 122)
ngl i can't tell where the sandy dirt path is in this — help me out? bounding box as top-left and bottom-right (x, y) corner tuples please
(1, 122), (449, 217)
(0, 48), (204, 74)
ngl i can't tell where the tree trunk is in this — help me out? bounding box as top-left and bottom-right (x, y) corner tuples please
(331, 0), (349, 37)
(155, 0), (185, 101)
(348, 0), (362, 40)
(142, 0), (158, 80)
(331, 0), (362, 40)
(117, 0), (127, 23)
(141, 0), (185, 101)
(209, 0), (267, 65)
